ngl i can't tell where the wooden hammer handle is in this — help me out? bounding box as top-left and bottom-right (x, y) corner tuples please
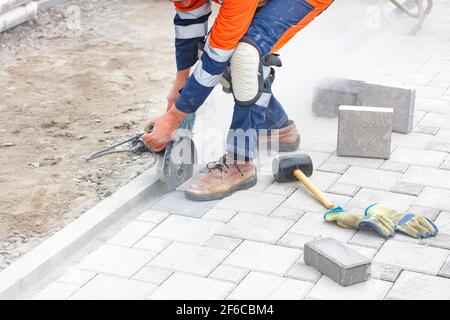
(293, 169), (335, 210)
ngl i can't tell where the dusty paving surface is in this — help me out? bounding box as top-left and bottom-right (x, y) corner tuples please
(0, 0), (175, 269)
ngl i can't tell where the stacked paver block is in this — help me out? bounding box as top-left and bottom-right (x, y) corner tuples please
(312, 78), (365, 117)
(337, 106), (393, 159)
(0, 0), (37, 33)
(362, 83), (415, 134)
(304, 238), (371, 287)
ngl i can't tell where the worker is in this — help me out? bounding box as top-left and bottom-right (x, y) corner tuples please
(143, 0), (334, 201)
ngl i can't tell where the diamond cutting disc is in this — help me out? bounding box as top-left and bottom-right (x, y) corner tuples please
(160, 135), (197, 192)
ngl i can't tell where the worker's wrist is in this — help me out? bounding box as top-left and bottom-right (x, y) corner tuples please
(168, 104), (188, 121)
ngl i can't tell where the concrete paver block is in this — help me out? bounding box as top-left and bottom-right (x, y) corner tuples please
(348, 188), (416, 213)
(217, 212), (294, 244)
(132, 266), (172, 285)
(108, 220), (156, 247)
(349, 231), (386, 250)
(362, 83), (415, 134)
(151, 191), (217, 218)
(215, 190), (286, 215)
(374, 240), (449, 275)
(204, 235), (242, 251)
(318, 161), (350, 174)
(327, 183), (360, 197)
(270, 206), (305, 221)
(390, 146), (447, 168)
(135, 210), (169, 224)
(439, 257), (450, 278)
(390, 182), (424, 196)
(387, 271), (450, 300)
(209, 265), (248, 283)
(148, 273), (234, 300)
(312, 78), (365, 117)
(413, 187), (450, 212)
(283, 189), (352, 214)
(202, 208), (237, 223)
(307, 276), (392, 300)
(338, 106), (393, 159)
(148, 215), (224, 245)
(33, 281), (79, 300)
(325, 154), (384, 169)
(286, 256), (322, 283)
(133, 236), (171, 252)
(304, 238), (371, 287)
(338, 166), (402, 190)
(370, 263), (402, 282)
(402, 165), (450, 190)
(277, 233), (316, 250)
(56, 268), (97, 287)
(225, 240), (301, 275)
(407, 205), (440, 221)
(149, 242), (230, 277)
(379, 160), (410, 173)
(78, 244), (156, 278)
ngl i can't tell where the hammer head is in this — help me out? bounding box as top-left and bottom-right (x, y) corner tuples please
(272, 154), (314, 182)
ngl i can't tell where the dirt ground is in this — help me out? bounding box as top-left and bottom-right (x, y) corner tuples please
(0, 0), (176, 269)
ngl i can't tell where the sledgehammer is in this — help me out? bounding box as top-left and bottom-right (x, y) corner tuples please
(273, 154), (335, 210)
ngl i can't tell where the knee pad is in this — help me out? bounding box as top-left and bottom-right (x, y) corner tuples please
(230, 41), (264, 106)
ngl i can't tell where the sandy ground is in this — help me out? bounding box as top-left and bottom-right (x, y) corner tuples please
(0, 0), (176, 269)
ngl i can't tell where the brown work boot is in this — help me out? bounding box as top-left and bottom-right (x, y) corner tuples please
(259, 120), (300, 152)
(185, 155), (257, 201)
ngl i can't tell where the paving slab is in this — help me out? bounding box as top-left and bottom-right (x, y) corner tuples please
(283, 190), (352, 214)
(151, 191), (217, 218)
(337, 167), (402, 190)
(414, 125), (440, 135)
(33, 281), (79, 300)
(277, 233), (316, 250)
(77, 244), (156, 278)
(217, 212), (294, 244)
(407, 205), (441, 221)
(349, 231), (386, 249)
(285, 256), (322, 283)
(70, 274), (158, 300)
(148, 215), (224, 245)
(107, 220), (156, 247)
(439, 257), (450, 278)
(322, 154), (384, 169)
(135, 210), (169, 224)
(413, 187), (450, 211)
(148, 242), (230, 277)
(307, 276), (392, 300)
(133, 236), (171, 252)
(289, 212), (356, 242)
(264, 181), (298, 196)
(204, 235), (242, 251)
(387, 271), (450, 300)
(209, 265), (249, 283)
(270, 206), (305, 221)
(403, 166), (450, 190)
(225, 241), (300, 275)
(347, 188), (416, 212)
(56, 268), (97, 287)
(202, 208), (238, 223)
(148, 273), (234, 300)
(131, 266), (172, 285)
(327, 183), (360, 197)
(374, 240), (449, 275)
(214, 190), (286, 215)
(370, 263), (402, 282)
(378, 161), (410, 174)
(390, 181), (424, 196)
(318, 161), (350, 175)
(390, 146), (447, 167)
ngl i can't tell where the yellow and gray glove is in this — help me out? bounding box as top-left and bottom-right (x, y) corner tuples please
(324, 206), (396, 238)
(365, 203), (438, 239)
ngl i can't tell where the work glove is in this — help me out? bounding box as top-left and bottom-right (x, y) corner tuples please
(365, 203), (438, 239)
(324, 206), (396, 238)
(142, 106), (187, 152)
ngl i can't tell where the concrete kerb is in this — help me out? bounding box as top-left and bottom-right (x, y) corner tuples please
(0, 167), (166, 299)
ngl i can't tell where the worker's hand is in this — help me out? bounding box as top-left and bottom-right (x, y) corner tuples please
(142, 106), (187, 152)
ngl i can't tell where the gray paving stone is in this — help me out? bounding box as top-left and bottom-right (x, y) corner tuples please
(427, 141), (450, 152)
(349, 231), (386, 249)
(390, 181), (424, 196)
(218, 212), (294, 244)
(204, 235), (242, 251)
(304, 238), (371, 287)
(308, 171), (341, 191)
(70, 274), (158, 300)
(133, 236), (171, 252)
(434, 212), (450, 234)
(362, 83), (415, 134)
(228, 271), (313, 300)
(277, 233), (316, 249)
(135, 210), (169, 224)
(420, 112), (450, 129)
(202, 208), (237, 223)
(283, 189), (352, 214)
(33, 282), (79, 300)
(264, 181), (298, 196)
(337, 106), (393, 159)
(439, 257), (450, 278)
(132, 266), (172, 285)
(414, 125), (440, 135)
(413, 187), (450, 211)
(78, 244), (156, 278)
(318, 161), (350, 174)
(225, 240), (301, 275)
(209, 265), (249, 283)
(374, 240), (449, 275)
(270, 206), (305, 221)
(407, 205), (441, 221)
(348, 244), (378, 259)
(440, 160), (450, 170)
(286, 256), (322, 283)
(390, 146), (447, 167)
(215, 190), (286, 215)
(378, 161), (410, 173)
(151, 191), (217, 218)
(370, 263), (402, 282)
(312, 78), (365, 118)
(108, 221), (156, 247)
(148, 215), (224, 245)
(148, 273), (234, 300)
(149, 242), (229, 277)
(56, 268), (97, 287)
(290, 212), (356, 242)
(421, 233), (450, 250)
(387, 271), (450, 300)
(307, 276), (392, 300)
(327, 183), (361, 197)
(325, 154), (384, 169)
(338, 166), (402, 190)
(348, 188), (416, 213)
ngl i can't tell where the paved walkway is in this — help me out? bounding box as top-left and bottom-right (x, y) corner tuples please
(27, 0), (450, 299)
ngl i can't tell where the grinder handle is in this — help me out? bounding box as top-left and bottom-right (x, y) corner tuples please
(293, 169), (334, 210)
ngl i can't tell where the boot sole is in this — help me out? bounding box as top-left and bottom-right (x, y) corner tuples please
(184, 176), (258, 202)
